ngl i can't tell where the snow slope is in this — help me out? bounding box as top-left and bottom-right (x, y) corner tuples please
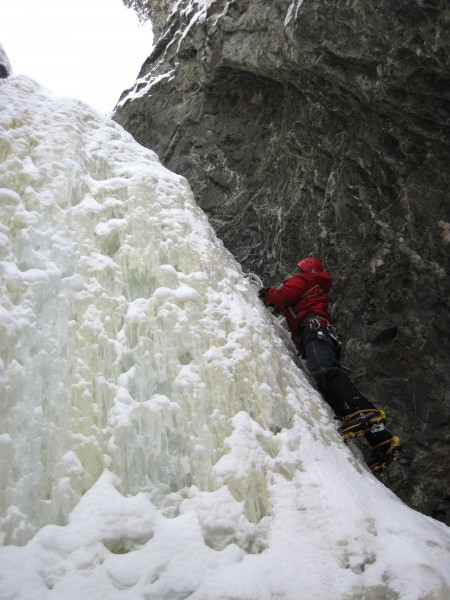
(0, 75), (449, 599)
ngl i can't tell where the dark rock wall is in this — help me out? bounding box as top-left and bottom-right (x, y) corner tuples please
(114, 0), (450, 523)
(0, 43), (12, 78)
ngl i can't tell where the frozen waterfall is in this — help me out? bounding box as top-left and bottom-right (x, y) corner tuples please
(0, 75), (449, 599)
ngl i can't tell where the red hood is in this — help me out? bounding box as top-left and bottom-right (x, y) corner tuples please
(312, 271), (332, 293)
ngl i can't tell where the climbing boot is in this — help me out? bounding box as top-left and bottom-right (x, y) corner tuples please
(367, 436), (401, 473)
(337, 409), (386, 441)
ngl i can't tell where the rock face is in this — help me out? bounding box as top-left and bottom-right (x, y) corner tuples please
(114, 0), (450, 523)
(0, 43), (12, 78)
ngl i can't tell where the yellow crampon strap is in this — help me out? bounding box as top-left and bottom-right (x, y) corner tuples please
(344, 409), (386, 422)
(369, 436), (401, 473)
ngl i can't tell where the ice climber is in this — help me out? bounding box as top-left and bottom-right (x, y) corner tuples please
(258, 257), (401, 473)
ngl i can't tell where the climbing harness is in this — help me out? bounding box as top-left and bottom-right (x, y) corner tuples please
(301, 315), (342, 352)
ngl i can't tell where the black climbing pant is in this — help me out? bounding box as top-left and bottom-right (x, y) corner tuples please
(297, 327), (394, 447)
(297, 327), (376, 418)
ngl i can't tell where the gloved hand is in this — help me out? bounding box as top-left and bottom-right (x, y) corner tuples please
(258, 287), (269, 299)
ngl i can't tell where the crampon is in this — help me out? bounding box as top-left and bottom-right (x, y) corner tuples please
(337, 409), (386, 441)
(367, 436), (402, 474)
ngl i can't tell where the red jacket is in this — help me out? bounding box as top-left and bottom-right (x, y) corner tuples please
(263, 271), (332, 335)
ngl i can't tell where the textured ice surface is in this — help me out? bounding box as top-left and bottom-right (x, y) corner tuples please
(0, 75), (449, 599)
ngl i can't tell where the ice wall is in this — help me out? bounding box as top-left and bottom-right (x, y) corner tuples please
(0, 75), (449, 599)
(0, 74), (296, 538)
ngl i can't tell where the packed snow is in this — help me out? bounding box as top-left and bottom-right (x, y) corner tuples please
(0, 73), (449, 600)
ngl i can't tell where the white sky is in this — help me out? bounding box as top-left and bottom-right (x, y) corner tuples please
(1, 0), (154, 114)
